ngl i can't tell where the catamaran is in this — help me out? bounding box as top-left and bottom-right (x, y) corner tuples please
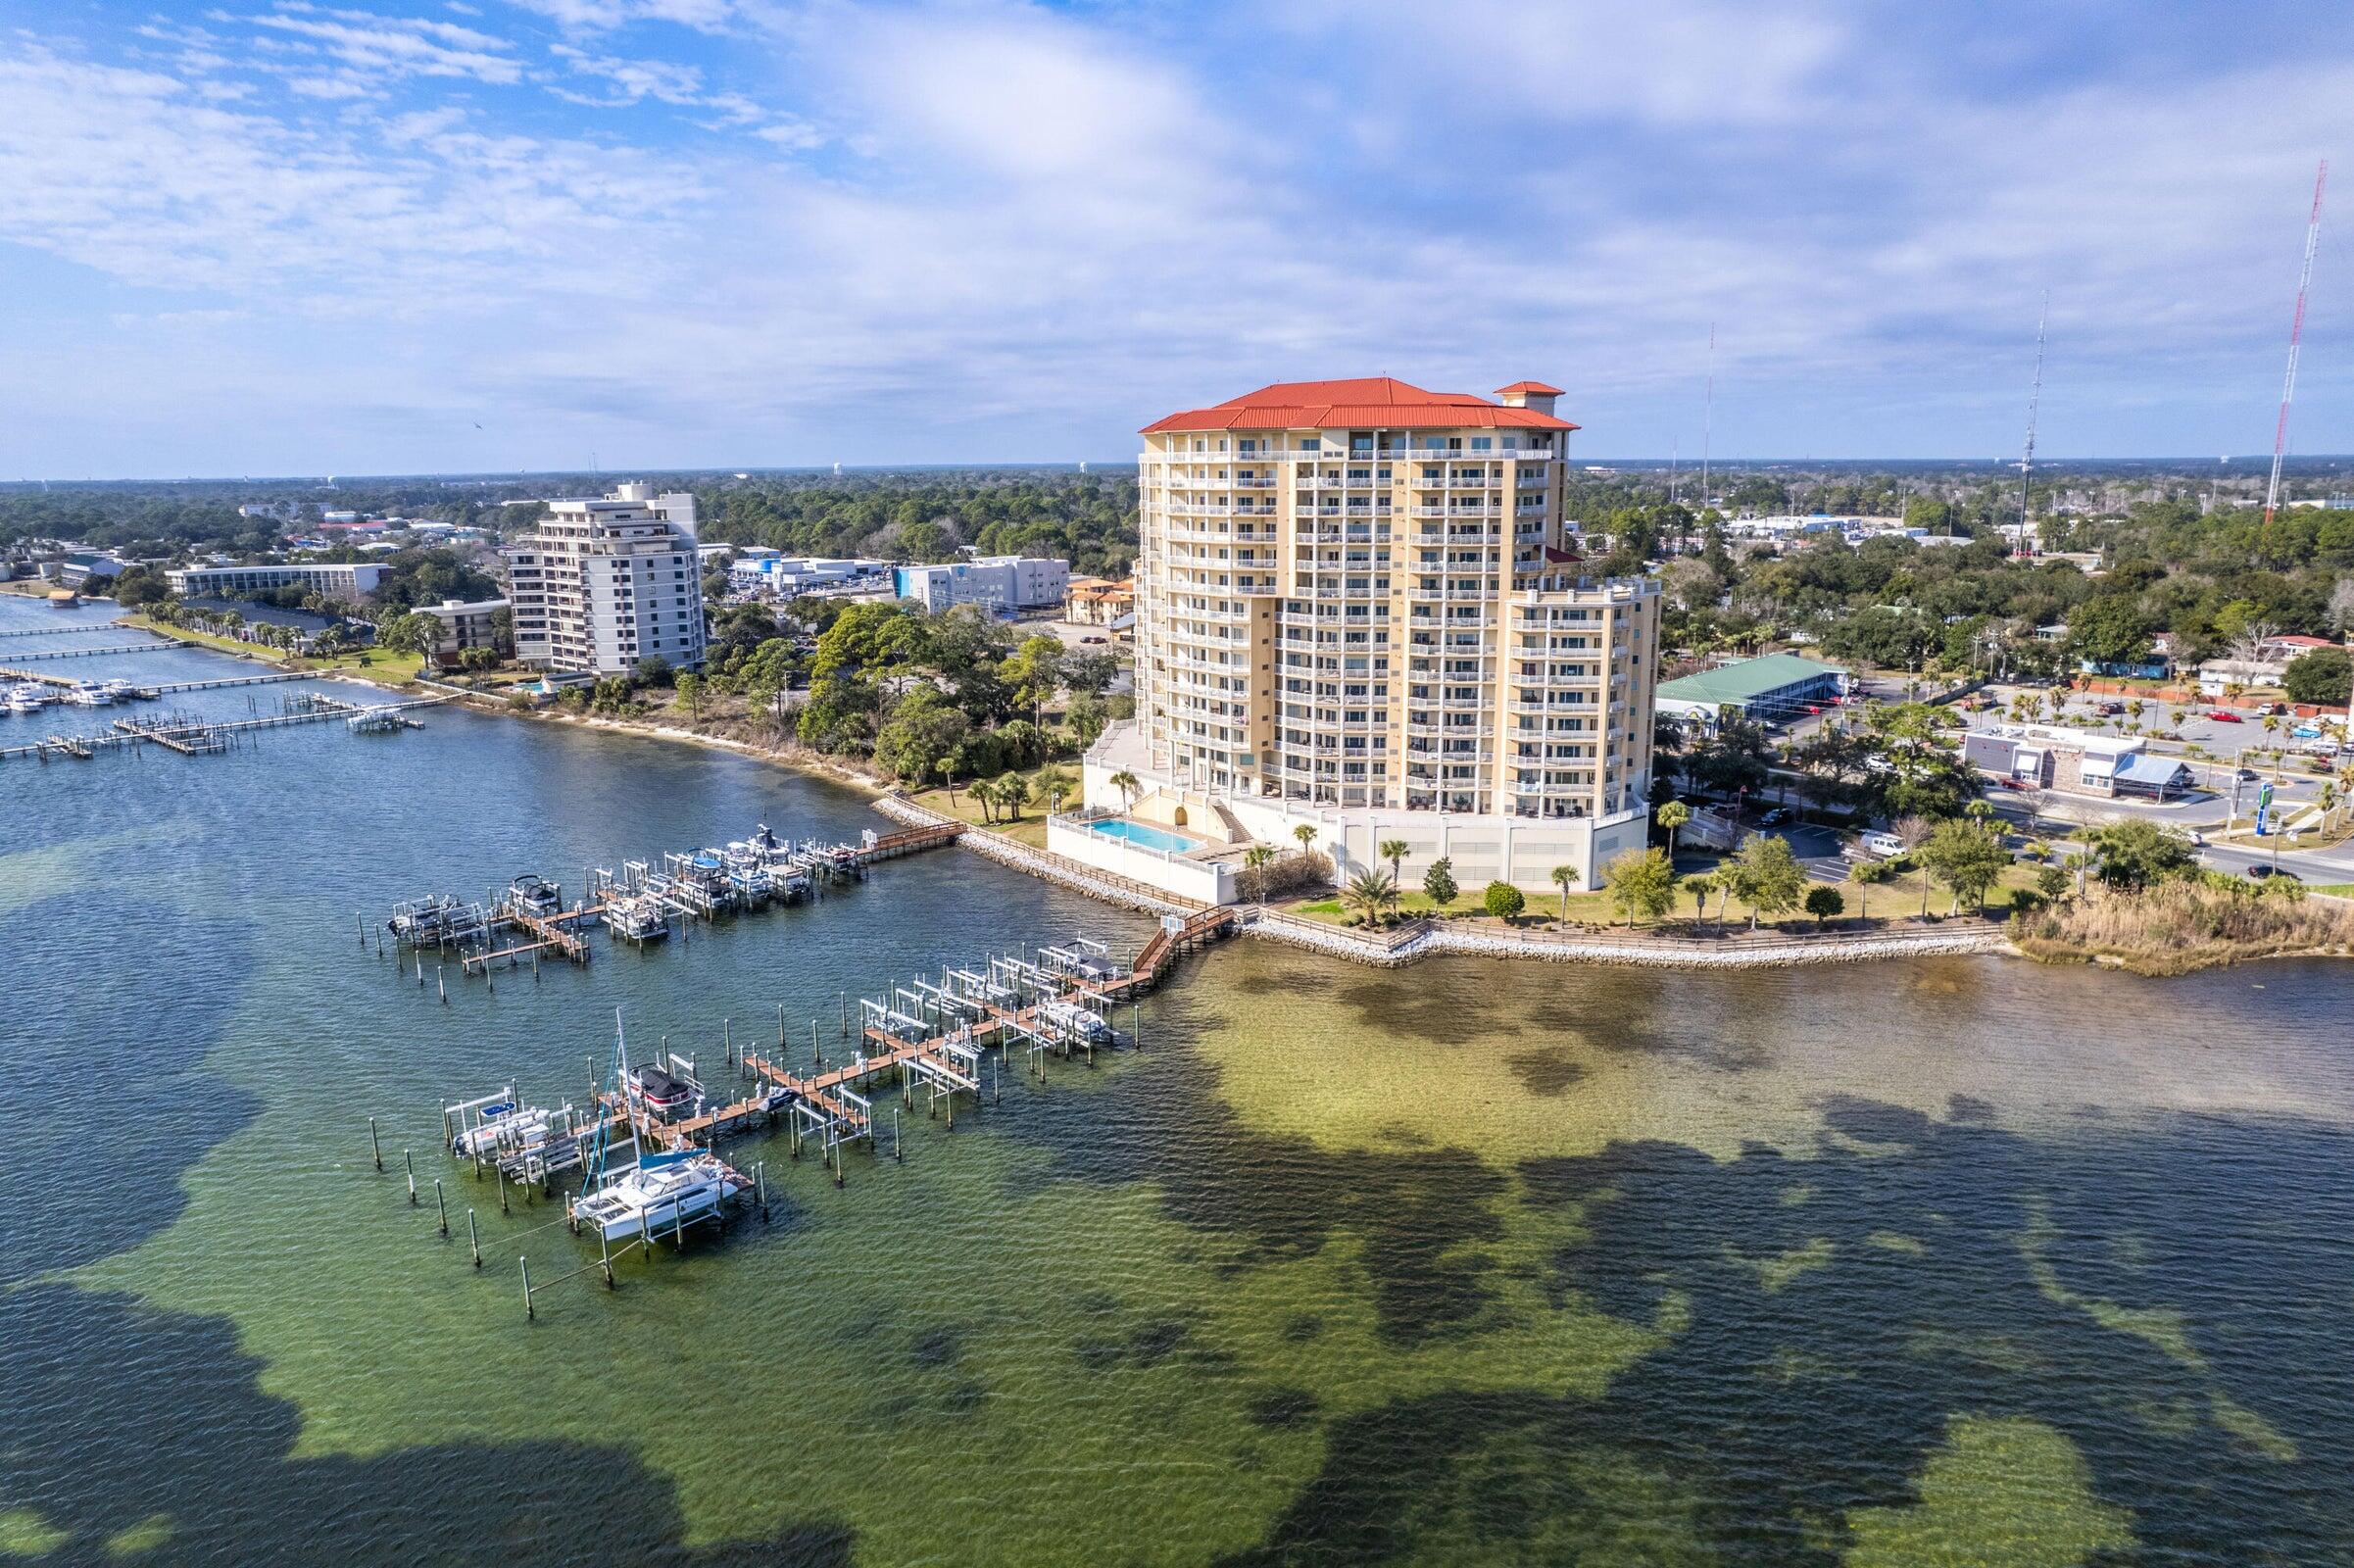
(570, 1150), (747, 1243)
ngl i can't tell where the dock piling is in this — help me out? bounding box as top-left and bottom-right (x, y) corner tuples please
(405, 1150), (417, 1205)
(438, 966), (447, 1005)
(435, 1179), (449, 1237)
(369, 1116), (383, 1172)
(468, 1208), (480, 1267)
(521, 1256), (533, 1321)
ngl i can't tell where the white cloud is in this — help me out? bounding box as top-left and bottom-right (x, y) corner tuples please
(549, 43), (707, 103)
(502, 0), (749, 32)
(2, 0), (2348, 472)
(233, 4), (523, 84)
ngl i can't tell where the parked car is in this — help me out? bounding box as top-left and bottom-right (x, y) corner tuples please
(1850, 830), (1907, 860)
(1759, 808), (1790, 826)
(2207, 710), (2243, 723)
(2096, 702), (2125, 715)
(2245, 864), (2301, 882)
(2254, 702), (2285, 715)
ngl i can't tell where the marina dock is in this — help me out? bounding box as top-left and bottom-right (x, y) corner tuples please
(400, 909), (1237, 1316)
(379, 820), (969, 971)
(0, 691), (447, 761)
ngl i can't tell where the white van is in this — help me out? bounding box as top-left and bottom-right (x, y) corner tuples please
(1850, 830), (1906, 860)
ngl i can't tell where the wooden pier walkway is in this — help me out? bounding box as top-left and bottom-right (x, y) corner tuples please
(1121, 906), (1238, 990)
(0, 642), (172, 662)
(147, 669), (317, 695)
(462, 901), (601, 973)
(846, 819), (965, 863)
(0, 694), (447, 761)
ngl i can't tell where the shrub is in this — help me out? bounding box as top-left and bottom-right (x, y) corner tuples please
(1483, 881), (1526, 918)
(2013, 882), (2354, 975)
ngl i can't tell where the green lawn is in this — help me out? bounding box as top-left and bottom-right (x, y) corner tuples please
(1287, 858), (2043, 933)
(127, 615), (424, 682)
(900, 775), (1064, 849)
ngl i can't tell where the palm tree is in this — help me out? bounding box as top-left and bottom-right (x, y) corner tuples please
(1686, 873), (1715, 929)
(1242, 845), (1276, 905)
(1292, 822), (1318, 869)
(1109, 770), (1141, 813)
(1655, 800), (1691, 864)
(1033, 767), (1074, 815)
(1550, 863), (1580, 922)
(996, 772), (1024, 822)
(1344, 867), (1400, 928)
(1380, 837), (1409, 889)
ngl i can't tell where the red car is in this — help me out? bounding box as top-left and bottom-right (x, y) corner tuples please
(2207, 710), (2242, 723)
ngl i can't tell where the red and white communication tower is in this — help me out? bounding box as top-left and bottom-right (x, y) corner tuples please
(2263, 161), (2328, 525)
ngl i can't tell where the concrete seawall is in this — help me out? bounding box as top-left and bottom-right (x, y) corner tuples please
(872, 795), (1198, 919)
(1244, 909), (2013, 969)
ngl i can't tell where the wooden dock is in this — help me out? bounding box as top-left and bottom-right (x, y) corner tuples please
(461, 900), (602, 973)
(0, 642), (173, 662)
(0, 694), (447, 761)
(411, 906), (1250, 1317)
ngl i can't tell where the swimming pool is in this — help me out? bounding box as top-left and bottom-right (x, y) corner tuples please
(1085, 818), (1196, 854)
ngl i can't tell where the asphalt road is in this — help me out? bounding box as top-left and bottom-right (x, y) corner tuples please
(2197, 839), (2354, 885)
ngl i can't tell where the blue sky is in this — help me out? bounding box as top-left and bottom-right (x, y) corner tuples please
(0, 0), (2345, 475)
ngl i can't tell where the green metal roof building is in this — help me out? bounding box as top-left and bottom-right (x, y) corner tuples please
(1654, 653), (1849, 726)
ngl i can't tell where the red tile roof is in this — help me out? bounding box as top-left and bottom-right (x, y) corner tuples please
(1495, 380), (1564, 397)
(1142, 376), (1577, 434)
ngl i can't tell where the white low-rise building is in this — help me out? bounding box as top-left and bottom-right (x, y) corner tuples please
(1961, 723), (2189, 798)
(893, 556), (1069, 615)
(166, 561), (386, 603)
(732, 556), (895, 598)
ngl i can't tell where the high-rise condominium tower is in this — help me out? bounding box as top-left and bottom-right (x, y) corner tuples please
(1086, 377), (1660, 895)
(503, 482), (707, 677)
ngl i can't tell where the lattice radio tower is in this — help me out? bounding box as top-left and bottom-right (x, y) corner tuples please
(2264, 161), (2328, 525)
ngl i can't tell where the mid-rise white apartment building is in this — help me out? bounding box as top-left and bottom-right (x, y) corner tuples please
(416, 597), (511, 670)
(166, 561), (386, 603)
(502, 483), (706, 675)
(1080, 377), (1660, 896)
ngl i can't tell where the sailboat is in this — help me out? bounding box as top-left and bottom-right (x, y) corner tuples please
(570, 1008), (747, 1243)
(570, 1150), (743, 1243)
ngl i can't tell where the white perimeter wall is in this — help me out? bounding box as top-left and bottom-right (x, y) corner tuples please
(1046, 816), (1234, 905)
(1081, 758), (1650, 893)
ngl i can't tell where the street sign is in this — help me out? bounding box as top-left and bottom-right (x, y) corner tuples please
(2255, 781), (2275, 835)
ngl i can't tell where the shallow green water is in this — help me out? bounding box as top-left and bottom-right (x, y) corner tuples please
(3, 599), (2350, 1566)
